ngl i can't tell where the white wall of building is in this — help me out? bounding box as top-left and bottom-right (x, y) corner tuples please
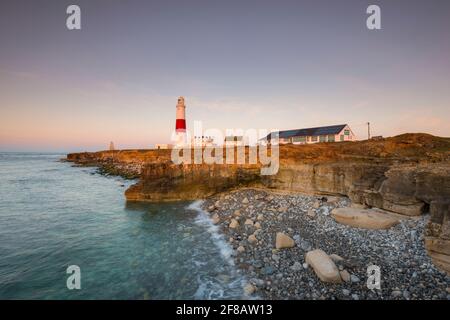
(285, 125), (356, 145)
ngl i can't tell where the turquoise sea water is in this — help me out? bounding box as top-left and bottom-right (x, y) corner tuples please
(0, 153), (245, 299)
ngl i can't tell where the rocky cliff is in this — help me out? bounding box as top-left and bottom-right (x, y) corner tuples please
(125, 162), (262, 202)
(66, 133), (450, 273)
(66, 149), (172, 179)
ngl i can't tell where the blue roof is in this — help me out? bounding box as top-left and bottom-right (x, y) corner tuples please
(266, 124), (348, 140)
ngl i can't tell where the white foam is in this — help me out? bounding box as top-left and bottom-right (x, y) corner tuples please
(187, 200), (252, 299)
(188, 200), (264, 300)
(193, 260), (207, 267)
(194, 277), (226, 300)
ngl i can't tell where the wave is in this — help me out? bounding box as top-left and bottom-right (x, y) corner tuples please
(187, 200), (254, 299)
(188, 200), (234, 264)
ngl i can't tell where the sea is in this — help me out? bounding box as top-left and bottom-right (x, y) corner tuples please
(0, 153), (246, 299)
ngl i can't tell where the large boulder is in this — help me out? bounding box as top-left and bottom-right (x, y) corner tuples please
(305, 249), (342, 283)
(331, 207), (400, 229)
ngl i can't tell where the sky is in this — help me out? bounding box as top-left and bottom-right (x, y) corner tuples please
(0, 0), (449, 152)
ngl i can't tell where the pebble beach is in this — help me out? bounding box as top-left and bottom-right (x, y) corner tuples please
(202, 189), (450, 300)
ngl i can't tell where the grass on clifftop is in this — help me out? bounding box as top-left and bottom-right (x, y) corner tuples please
(69, 133), (450, 164)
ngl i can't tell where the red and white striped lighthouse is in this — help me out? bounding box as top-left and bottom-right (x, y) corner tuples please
(175, 96), (187, 146)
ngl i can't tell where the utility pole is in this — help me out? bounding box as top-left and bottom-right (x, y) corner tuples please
(367, 122), (371, 140)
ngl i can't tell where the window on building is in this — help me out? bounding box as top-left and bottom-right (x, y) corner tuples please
(292, 136), (306, 143)
(319, 135), (326, 142)
(328, 135), (335, 142)
(340, 135), (344, 141)
(344, 130), (350, 135)
(311, 136), (318, 142)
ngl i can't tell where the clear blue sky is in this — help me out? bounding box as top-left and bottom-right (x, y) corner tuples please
(1, 0), (449, 151)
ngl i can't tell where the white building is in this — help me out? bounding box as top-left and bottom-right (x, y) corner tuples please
(264, 124), (356, 144)
(192, 135), (215, 147)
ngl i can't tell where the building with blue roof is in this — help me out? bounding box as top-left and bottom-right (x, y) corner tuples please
(263, 124), (356, 144)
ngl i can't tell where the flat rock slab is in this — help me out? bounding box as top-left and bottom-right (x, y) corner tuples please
(331, 207), (400, 230)
(305, 249), (342, 283)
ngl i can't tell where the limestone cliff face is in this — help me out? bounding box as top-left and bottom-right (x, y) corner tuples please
(262, 162), (448, 217)
(125, 162), (261, 202)
(420, 164), (450, 274)
(364, 164), (449, 216)
(66, 149), (172, 179)
(425, 201), (450, 274)
(261, 162), (449, 217)
(261, 162), (390, 198)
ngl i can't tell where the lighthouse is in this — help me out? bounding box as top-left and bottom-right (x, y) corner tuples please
(175, 96), (187, 147)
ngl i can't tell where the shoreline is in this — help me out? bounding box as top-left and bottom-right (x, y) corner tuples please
(63, 134), (450, 292)
(200, 188), (450, 300)
(65, 156), (450, 299)
(188, 200), (257, 299)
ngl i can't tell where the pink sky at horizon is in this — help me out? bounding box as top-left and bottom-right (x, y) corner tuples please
(1, 1), (449, 152)
(1, 67), (449, 152)
(1, 78), (448, 152)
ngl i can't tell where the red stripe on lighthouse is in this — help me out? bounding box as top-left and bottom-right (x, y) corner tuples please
(176, 119), (186, 131)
